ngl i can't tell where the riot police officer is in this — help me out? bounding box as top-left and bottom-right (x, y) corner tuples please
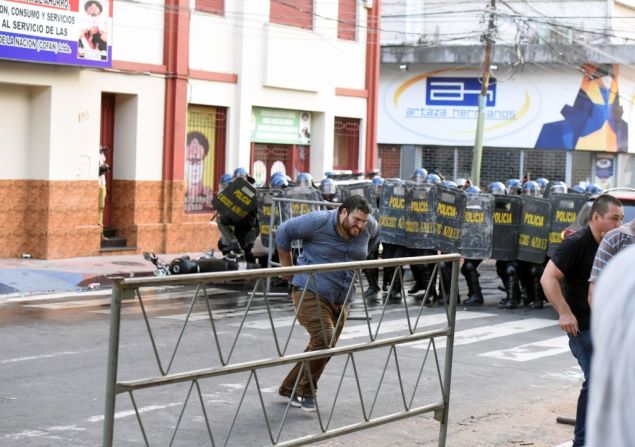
(216, 168), (260, 263)
(516, 179), (547, 309)
(461, 185), (485, 306)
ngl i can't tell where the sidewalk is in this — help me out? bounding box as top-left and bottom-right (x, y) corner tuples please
(0, 252), (209, 298)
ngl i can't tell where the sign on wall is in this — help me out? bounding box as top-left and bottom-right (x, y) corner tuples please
(0, 0), (113, 68)
(379, 65), (634, 153)
(251, 107), (311, 145)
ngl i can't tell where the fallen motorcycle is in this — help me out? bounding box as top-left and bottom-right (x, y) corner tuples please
(143, 251), (259, 277)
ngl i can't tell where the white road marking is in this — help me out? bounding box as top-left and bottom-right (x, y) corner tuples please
(339, 311), (496, 340)
(480, 336), (570, 362)
(86, 402), (184, 423)
(0, 343), (156, 365)
(406, 318), (558, 350)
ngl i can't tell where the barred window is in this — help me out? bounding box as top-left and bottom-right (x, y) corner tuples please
(333, 117), (360, 170)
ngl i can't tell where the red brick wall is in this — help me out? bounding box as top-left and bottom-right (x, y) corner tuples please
(378, 144), (401, 178)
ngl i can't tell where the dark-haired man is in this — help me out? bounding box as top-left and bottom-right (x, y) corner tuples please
(276, 196), (379, 412)
(541, 194), (624, 447)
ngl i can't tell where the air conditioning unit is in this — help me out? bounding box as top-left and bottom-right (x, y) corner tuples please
(363, 0), (373, 9)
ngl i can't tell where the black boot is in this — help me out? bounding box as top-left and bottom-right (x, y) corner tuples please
(461, 263), (484, 306)
(439, 263), (459, 305)
(383, 267), (402, 303)
(363, 268), (380, 300)
(503, 274), (521, 309)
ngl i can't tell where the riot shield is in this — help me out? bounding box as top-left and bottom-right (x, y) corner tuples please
(280, 186), (324, 222)
(491, 195), (522, 260)
(256, 188), (282, 248)
(378, 179), (406, 245)
(517, 196), (553, 264)
(211, 177), (258, 224)
(459, 193), (494, 259)
(338, 181), (377, 213)
(404, 183), (436, 250)
(547, 193), (587, 257)
(434, 185), (466, 253)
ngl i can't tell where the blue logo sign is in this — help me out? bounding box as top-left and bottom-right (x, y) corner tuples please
(425, 77), (496, 107)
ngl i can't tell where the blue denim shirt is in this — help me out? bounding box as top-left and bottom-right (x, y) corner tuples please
(276, 209), (379, 304)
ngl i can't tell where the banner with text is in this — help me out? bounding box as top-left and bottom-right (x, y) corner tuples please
(0, 0), (113, 67)
(251, 107), (311, 145)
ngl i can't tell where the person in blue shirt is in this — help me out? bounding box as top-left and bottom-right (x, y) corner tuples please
(276, 195), (379, 412)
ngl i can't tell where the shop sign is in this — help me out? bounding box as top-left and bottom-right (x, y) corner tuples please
(251, 107), (311, 145)
(0, 0), (113, 68)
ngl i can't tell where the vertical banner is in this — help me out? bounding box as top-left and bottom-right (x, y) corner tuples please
(0, 0), (113, 67)
(378, 179), (406, 245)
(491, 195), (523, 261)
(185, 106), (218, 213)
(404, 183), (436, 250)
(459, 193), (494, 259)
(435, 185), (466, 253)
(517, 197), (552, 264)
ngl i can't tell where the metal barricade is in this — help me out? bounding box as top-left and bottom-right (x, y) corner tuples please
(103, 254), (460, 446)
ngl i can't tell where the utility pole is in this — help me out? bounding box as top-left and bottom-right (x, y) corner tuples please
(471, 0), (496, 187)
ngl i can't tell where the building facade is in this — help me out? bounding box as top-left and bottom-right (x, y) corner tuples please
(378, 0), (635, 188)
(0, 0), (380, 259)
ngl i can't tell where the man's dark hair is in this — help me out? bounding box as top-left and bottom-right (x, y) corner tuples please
(186, 131), (210, 156)
(84, 0), (103, 12)
(338, 195), (371, 216)
(591, 194), (622, 217)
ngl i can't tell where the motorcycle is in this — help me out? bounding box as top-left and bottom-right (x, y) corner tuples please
(143, 250), (259, 277)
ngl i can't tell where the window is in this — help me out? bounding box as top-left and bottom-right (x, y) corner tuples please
(270, 0), (313, 30)
(337, 0), (356, 40)
(333, 117), (360, 170)
(195, 0), (224, 15)
(185, 105), (227, 213)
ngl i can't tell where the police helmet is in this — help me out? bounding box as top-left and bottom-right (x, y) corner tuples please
(372, 175), (384, 186)
(219, 173), (232, 189)
(319, 177), (337, 195)
(572, 184), (586, 194)
(487, 181), (507, 195)
(442, 180), (458, 189)
(521, 180), (541, 197)
(466, 185), (481, 194)
(549, 181), (568, 195)
(270, 174), (289, 189)
(296, 172), (313, 187)
(412, 167), (428, 184)
(233, 167), (249, 179)
(506, 179), (522, 195)
(455, 178), (467, 188)
(585, 183), (603, 195)
(535, 177), (549, 193)
(425, 173), (442, 185)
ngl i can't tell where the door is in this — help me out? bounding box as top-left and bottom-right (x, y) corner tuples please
(100, 94), (115, 228)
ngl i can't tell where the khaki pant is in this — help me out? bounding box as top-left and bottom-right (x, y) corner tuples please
(279, 290), (348, 398)
(98, 185), (107, 226)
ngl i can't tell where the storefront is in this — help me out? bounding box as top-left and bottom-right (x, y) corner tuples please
(378, 64), (635, 187)
(250, 107), (312, 186)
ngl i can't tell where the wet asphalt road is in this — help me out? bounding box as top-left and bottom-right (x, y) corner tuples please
(0, 263), (579, 447)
